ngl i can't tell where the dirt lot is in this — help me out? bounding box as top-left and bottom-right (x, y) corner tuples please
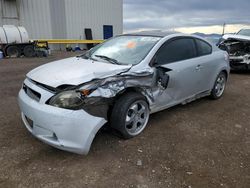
(0, 51), (250, 188)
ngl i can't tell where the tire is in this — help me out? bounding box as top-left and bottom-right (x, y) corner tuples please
(110, 92), (150, 139)
(36, 50), (44, 57)
(210, 72), (227, 99)
(23, 45), (35, 57)
(6, 46), (21, 58)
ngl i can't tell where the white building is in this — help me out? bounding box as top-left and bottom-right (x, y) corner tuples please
(0, 0), (123, 41)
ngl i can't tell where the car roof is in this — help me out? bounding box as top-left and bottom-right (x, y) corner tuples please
(124, 31), (179, 37)
(121, 31), (213, 46)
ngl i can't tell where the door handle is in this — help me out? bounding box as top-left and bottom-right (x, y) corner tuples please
(196, 65), (202, 70)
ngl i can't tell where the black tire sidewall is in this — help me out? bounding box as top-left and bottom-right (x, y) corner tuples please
(110, 92), (149, 139)
(23, 45), (35, 57)
(6, 46), (21, 58)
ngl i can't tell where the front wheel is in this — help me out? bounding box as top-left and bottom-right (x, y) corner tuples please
(210, 72), (227, 99)
(110, 92), (150, 139)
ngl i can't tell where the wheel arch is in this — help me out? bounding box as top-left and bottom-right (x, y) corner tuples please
(107, 87), (151, 121)
(109, 88), (151, 139)
(115, 87), (150, 104)
(221, 69), (229, 79)
(210, 67), (229, 90)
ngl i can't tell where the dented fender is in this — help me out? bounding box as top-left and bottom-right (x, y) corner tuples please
(80, 68), (171, 118)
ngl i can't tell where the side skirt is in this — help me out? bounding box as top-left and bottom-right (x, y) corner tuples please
(150, 90), (211, 114)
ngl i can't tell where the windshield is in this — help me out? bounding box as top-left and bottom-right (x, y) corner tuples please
(237, 29), (250, 36)
(82, 36), (161, 65)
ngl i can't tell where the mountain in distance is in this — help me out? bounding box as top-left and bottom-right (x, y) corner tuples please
(192, 32), (222, 38)
(192, 32), (222, 44)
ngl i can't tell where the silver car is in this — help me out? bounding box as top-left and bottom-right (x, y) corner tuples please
(18, 32), (230, 155)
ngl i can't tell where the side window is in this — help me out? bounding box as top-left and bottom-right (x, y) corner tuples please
(196, 39), (212, 56)
(156, 38), (196, 65)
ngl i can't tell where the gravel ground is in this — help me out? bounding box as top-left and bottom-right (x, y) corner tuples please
(0, 52), (250, 188)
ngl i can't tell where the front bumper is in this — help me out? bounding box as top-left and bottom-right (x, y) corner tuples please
(18, 79), (106, 155)
(230, 54), (250, 65)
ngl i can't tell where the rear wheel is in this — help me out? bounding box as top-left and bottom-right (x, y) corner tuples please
(23, 45), (35, 57)
(6, 46), (21, 58)
(210, 72), (227, 99)
(110, 92), (150, 139)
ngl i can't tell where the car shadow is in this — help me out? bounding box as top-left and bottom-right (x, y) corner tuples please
(230, 69), (250, 75)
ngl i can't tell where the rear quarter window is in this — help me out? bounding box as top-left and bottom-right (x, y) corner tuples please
(196, 39), (212, 56)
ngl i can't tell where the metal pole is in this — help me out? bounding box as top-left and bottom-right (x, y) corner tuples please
(222, 23), (226, 35)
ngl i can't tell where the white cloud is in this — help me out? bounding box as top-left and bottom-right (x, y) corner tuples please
(123, 0), (250, 34)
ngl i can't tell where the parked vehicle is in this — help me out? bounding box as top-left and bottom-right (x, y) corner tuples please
(0, 25), (49, 57)
(18, 32), (230, 154)
(218, 29), (250, 70)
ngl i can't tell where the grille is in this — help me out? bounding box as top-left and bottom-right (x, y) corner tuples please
(23, 84), (41, 102)
(29, 79), (58, 93)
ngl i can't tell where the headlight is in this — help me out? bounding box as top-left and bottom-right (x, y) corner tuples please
(48, 79), (112, 110)
(49, 90), (85, 110)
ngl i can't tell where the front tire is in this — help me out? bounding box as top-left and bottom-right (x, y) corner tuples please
(110, 92), (150, 139)
(210, 72), (227, 99)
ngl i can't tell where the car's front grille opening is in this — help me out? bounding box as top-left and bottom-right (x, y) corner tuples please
(29, 79), (58, 93)
(23, 84), (41, 102)
(25, 115), (33, 129)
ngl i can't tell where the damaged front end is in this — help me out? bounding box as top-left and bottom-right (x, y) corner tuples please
(21, 64), (170, 155)
(47, 69), (155, 120)
(219, 36), (250, 70)
(47, 67), (170, 120)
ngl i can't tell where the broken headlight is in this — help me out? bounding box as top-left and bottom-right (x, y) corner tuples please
(49, 90), (85, 110)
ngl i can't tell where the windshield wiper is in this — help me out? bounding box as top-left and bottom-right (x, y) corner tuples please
(78, 53), (96, 61)
(94, 55), (120, 65)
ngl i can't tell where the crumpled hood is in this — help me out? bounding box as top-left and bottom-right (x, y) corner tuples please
(27, 57), (131, 88)
(222, 34), (250, 42)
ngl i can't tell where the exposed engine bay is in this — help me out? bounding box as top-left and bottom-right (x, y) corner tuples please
(219, 34), (250, 70)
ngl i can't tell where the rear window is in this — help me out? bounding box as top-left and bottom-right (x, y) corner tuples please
(195, 39), (212, 56)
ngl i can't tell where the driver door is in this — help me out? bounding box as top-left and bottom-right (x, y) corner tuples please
(152, 37), (202, 110)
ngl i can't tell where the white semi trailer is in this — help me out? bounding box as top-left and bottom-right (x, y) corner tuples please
(0, 25), (39, 57)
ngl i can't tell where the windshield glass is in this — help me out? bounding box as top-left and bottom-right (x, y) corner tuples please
(237, 29), (250, 36)
(83, 36), (161, 65)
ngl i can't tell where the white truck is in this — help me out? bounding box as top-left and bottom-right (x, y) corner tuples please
(0, 25), (47, 58)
